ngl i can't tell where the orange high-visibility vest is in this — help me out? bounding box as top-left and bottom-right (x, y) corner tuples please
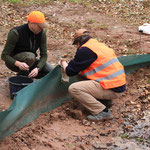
(80, 38), (126, 89)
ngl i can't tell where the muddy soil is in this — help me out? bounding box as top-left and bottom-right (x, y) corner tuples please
(0, 1), (150, 150)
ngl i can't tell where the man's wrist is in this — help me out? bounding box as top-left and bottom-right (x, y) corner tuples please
(37, 67), (41, 72)
(15, 60), (20, 67)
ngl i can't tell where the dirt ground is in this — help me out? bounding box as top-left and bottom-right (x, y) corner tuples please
(0, 1), (150, 150)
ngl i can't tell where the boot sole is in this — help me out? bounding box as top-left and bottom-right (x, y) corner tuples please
(87, 116), (113, 122)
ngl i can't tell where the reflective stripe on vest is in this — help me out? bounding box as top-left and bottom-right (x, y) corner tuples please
(83, 57), (119, 77)
(80, 38), (126, 89)
(95, 69), (125, 82)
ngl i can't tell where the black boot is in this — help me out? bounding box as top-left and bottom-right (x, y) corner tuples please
(97, 99), (114, 108)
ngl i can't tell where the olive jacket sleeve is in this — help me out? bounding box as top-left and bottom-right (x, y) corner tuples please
(1, 30), (19, 65)
(37, 30), (48, 69)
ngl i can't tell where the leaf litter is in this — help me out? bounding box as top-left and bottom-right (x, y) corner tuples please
(0, 0), (150, 149)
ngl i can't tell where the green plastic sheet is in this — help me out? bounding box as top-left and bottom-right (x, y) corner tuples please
(118, 54), (150, 74)
(0, 54), (150, 141)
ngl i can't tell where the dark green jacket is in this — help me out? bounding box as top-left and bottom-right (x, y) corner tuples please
(1, 23), (48, 69)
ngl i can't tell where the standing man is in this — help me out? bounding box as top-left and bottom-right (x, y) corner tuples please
(1, 11), (54, 78)
(60, 29), (126, 121)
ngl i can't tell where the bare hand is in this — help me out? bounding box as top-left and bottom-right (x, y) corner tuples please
(15, 61), (29, 70)
(28, 68), (39, 78)
(60, 60), (68, 71)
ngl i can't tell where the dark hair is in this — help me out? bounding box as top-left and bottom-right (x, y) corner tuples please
(74, 35), (91, 45)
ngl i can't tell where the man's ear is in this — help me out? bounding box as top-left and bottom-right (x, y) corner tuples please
(28, 22), (34, 26)
(28, 22), (34, 30)
(28, 21), (31, 26)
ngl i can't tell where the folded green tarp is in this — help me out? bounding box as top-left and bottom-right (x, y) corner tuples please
(0, 54), (150, 141)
